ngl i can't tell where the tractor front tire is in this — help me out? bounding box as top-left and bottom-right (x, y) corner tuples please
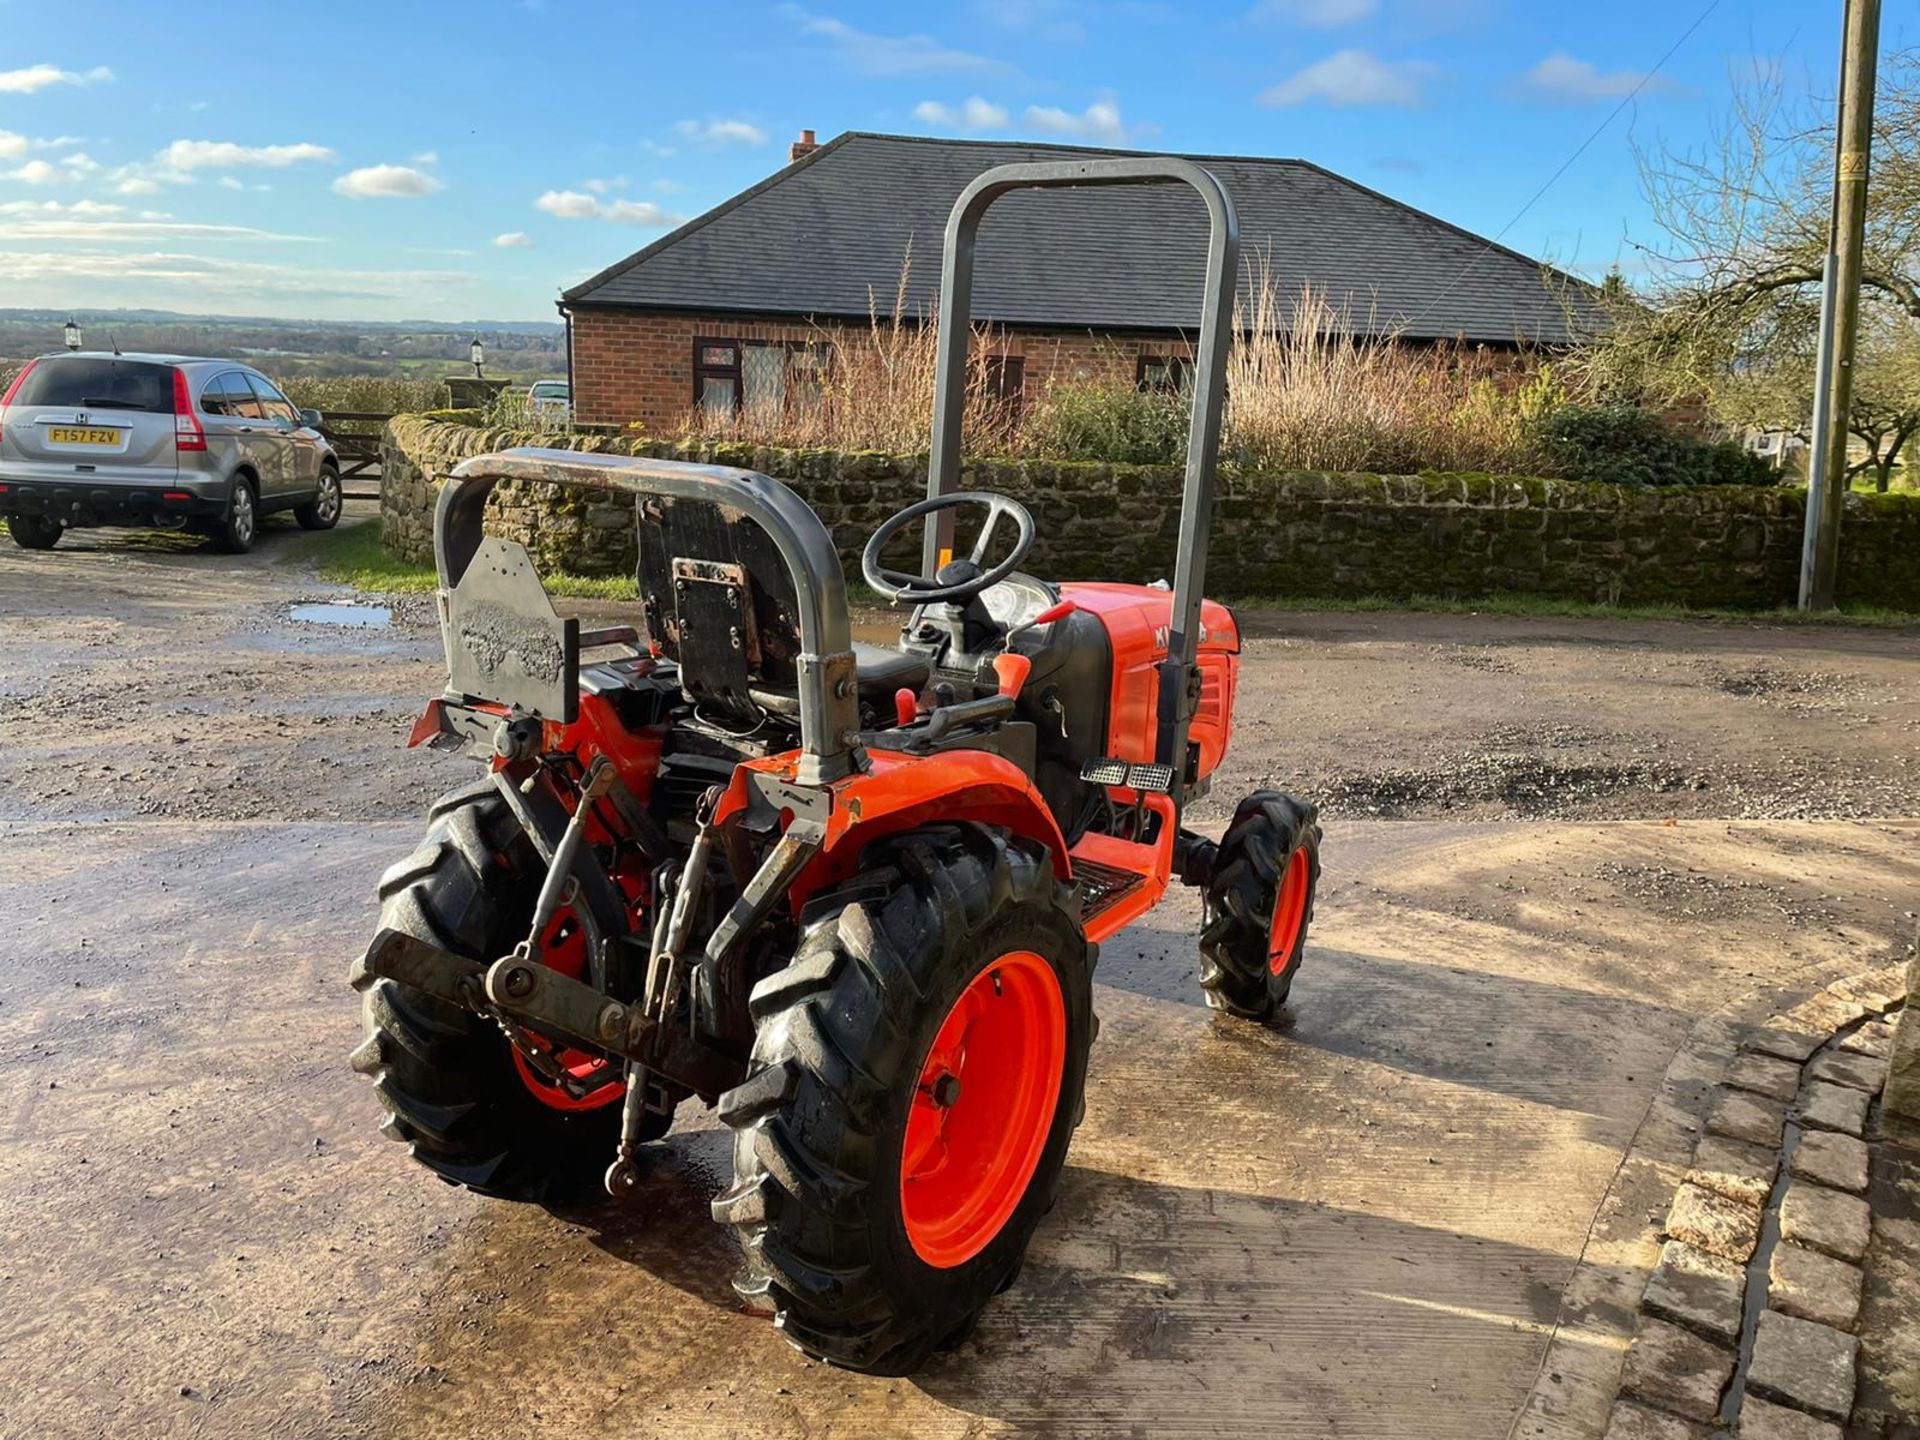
(1197, 791), (1322, 1022)
(713, 823), (1093, 1375)
(348, 776), (621, 1201)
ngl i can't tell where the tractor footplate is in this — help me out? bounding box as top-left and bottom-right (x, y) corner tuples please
(1073, 857), (1148, 922)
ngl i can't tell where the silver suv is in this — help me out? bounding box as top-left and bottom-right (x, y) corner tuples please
(0, 352), (341, 553)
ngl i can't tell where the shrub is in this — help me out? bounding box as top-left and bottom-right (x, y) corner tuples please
(278, 376), (451, 418)
(1528, 404), (1775, 486)
(1025, 383), (1191, 466)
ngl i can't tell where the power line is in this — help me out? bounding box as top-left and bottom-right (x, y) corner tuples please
(1410, 0), (1724, 326)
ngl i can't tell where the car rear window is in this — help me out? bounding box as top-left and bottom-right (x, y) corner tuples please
(12, 358), (175, 413)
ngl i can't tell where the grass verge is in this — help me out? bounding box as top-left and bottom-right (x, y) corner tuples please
(1223, 590), (1920, 627)
(288, 521), (1918, 628)
(288, 520), (638, 600)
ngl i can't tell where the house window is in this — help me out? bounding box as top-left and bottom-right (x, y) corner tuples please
(1137, 355), (1192, 393)
(694, 338), (829, 418)
(694, 340), (740, 413)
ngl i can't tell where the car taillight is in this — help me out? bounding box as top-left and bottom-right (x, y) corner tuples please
(0, 358), (37, 446)
(172, 367), (206, 452)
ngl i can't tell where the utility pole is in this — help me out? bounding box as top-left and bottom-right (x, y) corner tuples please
(1800, 0), (1881, 610)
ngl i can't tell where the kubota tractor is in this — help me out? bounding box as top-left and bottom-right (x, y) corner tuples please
(350, 157), (1322, 1374)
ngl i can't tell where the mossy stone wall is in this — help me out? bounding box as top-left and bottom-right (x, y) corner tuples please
(380, 415), (1920, 609)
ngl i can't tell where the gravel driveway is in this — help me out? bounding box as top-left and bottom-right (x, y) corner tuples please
(1, 513), (1915, 1438)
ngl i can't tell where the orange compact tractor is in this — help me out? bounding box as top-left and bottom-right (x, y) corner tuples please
(351, 157), (1322, 1373)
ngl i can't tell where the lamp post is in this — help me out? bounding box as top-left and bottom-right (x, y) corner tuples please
(469, 337), (484, 380)
(63, 318), (81, 351)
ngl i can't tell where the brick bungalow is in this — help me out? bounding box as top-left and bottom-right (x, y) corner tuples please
(558, 130), (1598, 432)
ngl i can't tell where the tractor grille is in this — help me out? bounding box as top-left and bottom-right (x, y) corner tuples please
(1074, 857), (1146, 922)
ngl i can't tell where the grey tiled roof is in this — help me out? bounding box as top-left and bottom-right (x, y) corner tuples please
(564, 132), (1600, 344)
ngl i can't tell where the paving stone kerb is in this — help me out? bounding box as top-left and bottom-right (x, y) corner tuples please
(1708, 1089), (1787, 1148)
(1736, 1395), (1845, 1440)
(1747, 1310), (1858, 1421)
(1620, 1317), (1736, 1423)
(1666, 1182), (1763, 1263)
(1789, 1130), (1868, 1195)
(1799, 1081), (1870, 1137)
(1643, 1241), (1746, 1343)
(375, 415), (1920, 608)
(1768, 1243), (1864, 1332)
(1804, 1050), (1888, 1094)
(1726, 1051), (1802, 1101)
(1686, 1133), (1778, 1208)
(1602, 1401), (1711, 1439)
(1780, 1182), (1872, 1264)
(1885, 948), (1920, 1123)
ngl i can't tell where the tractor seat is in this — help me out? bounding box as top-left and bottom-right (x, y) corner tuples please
(749, 642), (930, 719)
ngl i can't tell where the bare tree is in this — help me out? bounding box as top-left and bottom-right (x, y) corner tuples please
(1570, 49), (1920, 489)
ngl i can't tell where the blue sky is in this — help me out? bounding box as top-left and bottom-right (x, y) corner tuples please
(0, 0), (1901, 322)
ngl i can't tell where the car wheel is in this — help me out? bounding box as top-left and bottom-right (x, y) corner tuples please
(6, 515), (61, 550)
(295, 467), (342, 531)
(214, 478), (257, 554)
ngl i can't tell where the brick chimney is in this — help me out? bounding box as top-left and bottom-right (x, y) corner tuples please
(789, 128), (819, 164)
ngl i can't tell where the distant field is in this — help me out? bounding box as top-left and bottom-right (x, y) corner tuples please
(0, 307), (564, 383)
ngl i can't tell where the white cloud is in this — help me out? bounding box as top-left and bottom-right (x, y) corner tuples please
(1520, 52), (1681, 103)
(0, 64), (113, 95)
(780, 5), (1000, 76)
(0, 198), (123, 217)
(218, 176), (244, 191)
(535, 189), (599, 220)
(412, 150), (439, 165)
(115, 176), (163, 196)
(974, 0), (1085, 42)
(1259, 50), (1433, 107)
(1247, 0), (1378, 26)
(915, 96), (1011, 131)
(0, 248), (471, 308)
(0, 218), (314, 242)
(6, 154), (99, 185)
(1023, 99), (1132, 144)
(673, 118), (768, 145)
(0, 131), (25, 162)
(493, 231), (535, 249)
(583, 176), (629, 194)
(534, 189), (682, 226)
(157, 139), (334, 170)
(332, 164), (442, 199)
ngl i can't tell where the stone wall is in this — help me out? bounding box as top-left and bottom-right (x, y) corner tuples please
(380, 415), (1920, 610)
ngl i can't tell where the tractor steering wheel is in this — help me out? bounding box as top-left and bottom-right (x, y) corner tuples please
(861, 492), (1036, 605)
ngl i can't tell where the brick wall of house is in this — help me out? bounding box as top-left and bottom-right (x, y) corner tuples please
(568, 305), (1198, 432)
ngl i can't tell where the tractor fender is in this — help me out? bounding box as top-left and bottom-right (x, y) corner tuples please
(716, 748), (1071, 913)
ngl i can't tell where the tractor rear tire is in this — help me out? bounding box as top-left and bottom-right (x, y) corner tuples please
(348, 776), (622, 1201)
(1197, 791), (1322, 1022)
(712, 823), (1093, 1375)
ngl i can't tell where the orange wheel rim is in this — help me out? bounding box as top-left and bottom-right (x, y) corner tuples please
(900, 950), (1066, 1269)
(512, 908), (623, 1112)
(1268, 849), (1311, 976)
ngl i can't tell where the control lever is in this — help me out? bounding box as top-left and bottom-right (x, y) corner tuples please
(1003, 597), (1077, 644)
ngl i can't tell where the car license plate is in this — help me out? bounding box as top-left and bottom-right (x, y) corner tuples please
(48, 426), (119, 445)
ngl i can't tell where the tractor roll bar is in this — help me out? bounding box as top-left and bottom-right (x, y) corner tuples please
(440, 447), (866, 784)
(923, 157), (1240, 800)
